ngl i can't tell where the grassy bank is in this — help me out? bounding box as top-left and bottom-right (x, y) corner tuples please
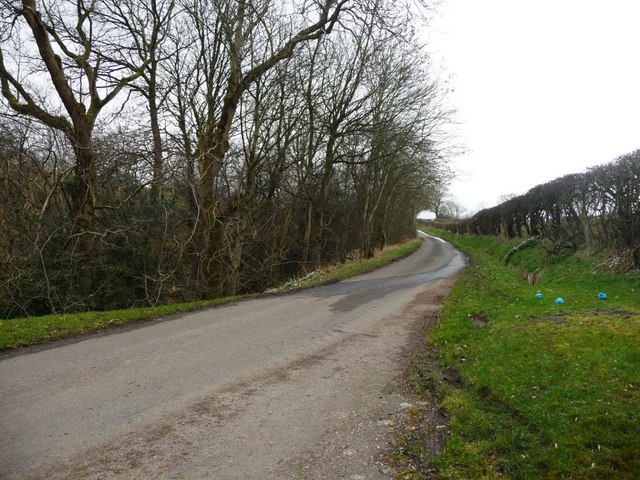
(274, 238), (423, 292)
(0, 238), (422, 352)
(413, 228), (639, 479)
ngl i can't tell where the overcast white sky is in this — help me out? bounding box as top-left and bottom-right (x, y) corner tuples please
(423, 0), (640, 215)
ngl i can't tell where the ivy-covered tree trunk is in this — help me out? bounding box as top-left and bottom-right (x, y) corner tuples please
(67, 126), (97, 234)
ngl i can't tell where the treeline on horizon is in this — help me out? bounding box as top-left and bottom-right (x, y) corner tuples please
(428, 150), (640, 269)
(0, 1), (451, 318)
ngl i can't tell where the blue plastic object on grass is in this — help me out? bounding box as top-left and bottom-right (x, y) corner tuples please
(555, 297), (565, 305)
(535, 292), (544, 300)
(598, 292), (608, 300)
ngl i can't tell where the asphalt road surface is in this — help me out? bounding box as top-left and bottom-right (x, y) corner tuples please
(0, 232), (464, 479)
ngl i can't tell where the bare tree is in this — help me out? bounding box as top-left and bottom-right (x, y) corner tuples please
(166, 0), (350, 295)
(0, 0), (459, 314)
(95, 0), (177, 203)
(0, 0), (148, 234)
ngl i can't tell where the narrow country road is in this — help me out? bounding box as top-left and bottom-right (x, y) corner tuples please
(0, 232), (464, 479)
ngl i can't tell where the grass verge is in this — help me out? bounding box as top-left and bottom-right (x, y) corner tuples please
(412, 228), (640, 479)
(0, 237), (423, 352)
(274, 238), (423, 292)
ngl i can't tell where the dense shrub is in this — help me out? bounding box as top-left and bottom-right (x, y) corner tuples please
(430, 151), (640, 267)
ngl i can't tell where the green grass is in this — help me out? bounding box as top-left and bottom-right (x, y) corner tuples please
(0, 237), (423, 352)
(0, 296), (245, 351)
(415, 228), (640, 479)
(275, 238), (423, 291)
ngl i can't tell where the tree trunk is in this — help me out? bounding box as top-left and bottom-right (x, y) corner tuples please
(227, 206), (249, 296)
(302, 202), (313, 267)
(149, 77), (164, 204)
(311, 133), (336, 265)
(66, 125), (96, 235)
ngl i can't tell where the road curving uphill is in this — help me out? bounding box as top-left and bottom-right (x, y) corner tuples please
(0, 232), (464, 479)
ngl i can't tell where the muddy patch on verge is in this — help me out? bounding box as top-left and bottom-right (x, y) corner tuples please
(387, 277), (461, 479)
